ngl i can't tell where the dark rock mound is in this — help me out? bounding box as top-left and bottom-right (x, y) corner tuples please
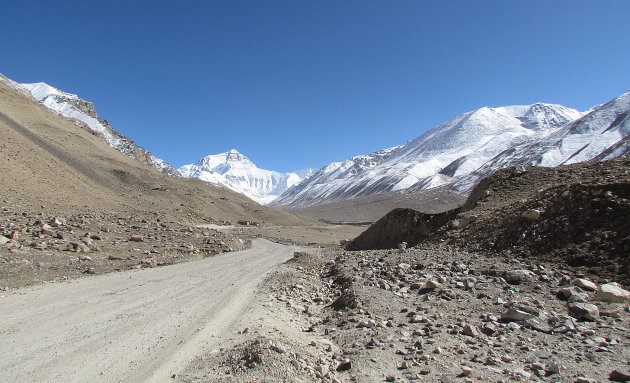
(345, 208), (459, 250)
(345, 156), (630, 284)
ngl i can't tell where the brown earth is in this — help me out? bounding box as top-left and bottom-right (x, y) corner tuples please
(3, 74), (629, 383)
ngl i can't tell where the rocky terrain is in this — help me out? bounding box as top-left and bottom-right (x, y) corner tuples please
(0, 206), (245, 288)
(175, 157), (629, 383)
(175, 243), (629, 383)
(1, 71), (628, 382)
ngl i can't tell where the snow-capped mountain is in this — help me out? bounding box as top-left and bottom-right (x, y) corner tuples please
(452, 90), (630, 191)
(16, 81), (179, 176)
(273, 102), (588, 209)
(179, 150), (308, 204)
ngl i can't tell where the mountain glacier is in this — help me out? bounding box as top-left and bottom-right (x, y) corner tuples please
(272, 97), (629, 209)
(179, 150), (309, 204)
(14, 81), (179, 176)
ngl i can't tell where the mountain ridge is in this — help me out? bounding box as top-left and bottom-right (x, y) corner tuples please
(272, 101), (589, 209)
(0, 77), (180, 176)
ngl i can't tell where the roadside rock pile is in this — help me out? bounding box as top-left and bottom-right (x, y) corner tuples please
(311, 246), (630, 382)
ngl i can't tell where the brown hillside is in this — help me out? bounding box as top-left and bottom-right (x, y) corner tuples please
(0, 79), (305, 225)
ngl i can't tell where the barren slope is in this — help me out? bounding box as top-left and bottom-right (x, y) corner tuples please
(0, 79), (306, 225)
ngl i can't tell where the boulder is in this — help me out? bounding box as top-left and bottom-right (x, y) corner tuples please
(594, 283), (630, 303)
(568, 303), (599, 321)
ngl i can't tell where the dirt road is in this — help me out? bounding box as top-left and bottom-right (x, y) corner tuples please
(0, 239), (297, 383)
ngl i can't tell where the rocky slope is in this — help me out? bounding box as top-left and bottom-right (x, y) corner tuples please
(180, 156), (630, 383)
(0, 75), (179, 176)
(179, 150), (311, 204)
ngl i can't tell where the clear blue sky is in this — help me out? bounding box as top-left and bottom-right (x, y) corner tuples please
(2, 1), (629, 172)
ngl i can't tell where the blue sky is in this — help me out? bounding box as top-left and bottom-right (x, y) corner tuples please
(2, 1), (629, 172)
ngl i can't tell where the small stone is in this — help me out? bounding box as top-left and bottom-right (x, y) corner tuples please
(270, 343), (288, 354)
(594, 283), (630, 303)
(568, 303), (599, 321)
(463, 324), (478, 337)
(559, 287), (580, 299)
(79, 255), (92, 261)
(461, 367), (473, 376)
(571, 278), (597, 291)
(521, 209), (541, 221)
(524, 317), (552, 333)
(546, 361), (561, 375)
(507, 322), (521, 330)
(129, 235), (144, 242)
(568, 293), (590, 303)
(424, 280), (443, 289)
(336, 360), (352, 372)
(501, 308), (535, 322)
(385, 375), (396, 382)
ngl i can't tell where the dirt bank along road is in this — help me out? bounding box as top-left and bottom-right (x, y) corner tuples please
(0, 239), (297, 383)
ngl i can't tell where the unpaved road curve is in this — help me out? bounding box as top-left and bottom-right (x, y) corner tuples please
(0, 239), (297, 383)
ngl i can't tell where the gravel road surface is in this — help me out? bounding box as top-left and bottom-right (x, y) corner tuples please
(0, 239), (296, 383)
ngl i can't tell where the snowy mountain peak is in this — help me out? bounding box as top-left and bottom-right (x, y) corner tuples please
(179, 151), (307, 205)
(196, 150), (256, 172)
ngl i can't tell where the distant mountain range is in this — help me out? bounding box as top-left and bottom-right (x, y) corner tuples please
(272, 92), (629, 209)
(179, 150), (313, 204)
(3, 73), (627, 210)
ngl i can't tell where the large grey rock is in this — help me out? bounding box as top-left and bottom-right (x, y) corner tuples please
(571, 278), (597, 291)
(504, 269), (534, 285)
(568, 303), (600, 321)
(594, 283), (630, 303)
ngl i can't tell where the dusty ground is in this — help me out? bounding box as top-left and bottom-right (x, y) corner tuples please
(0, 204), (363, 288)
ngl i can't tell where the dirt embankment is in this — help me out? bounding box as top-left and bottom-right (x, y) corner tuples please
(346, 157), (630, 284)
